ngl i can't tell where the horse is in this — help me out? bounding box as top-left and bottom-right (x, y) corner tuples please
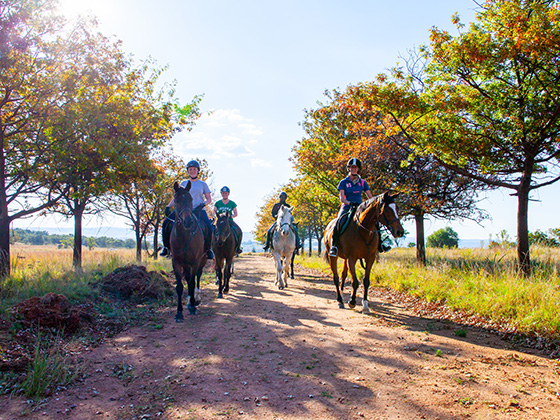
(212, 210), (239, 298)
(323, 192), (404, 314)
(170, 181), (207, 321)
(271, 205), (297, 289)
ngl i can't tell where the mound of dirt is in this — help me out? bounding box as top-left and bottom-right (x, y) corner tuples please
(14, 292), (83, 333)
(97, 265), (172, 302)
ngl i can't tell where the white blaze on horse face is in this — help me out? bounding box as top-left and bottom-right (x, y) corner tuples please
(389, 203), (399, 220)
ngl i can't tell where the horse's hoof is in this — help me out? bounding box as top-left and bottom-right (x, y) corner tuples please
(290, 275), (294, 279)
(188, 307), (197, 315)
(175, 313), (184, 322)
(338, 302), (345, 309)
(362, 307), (370, 314)
(218, 292), (223, 299)
(278, 286), (284, 290)
(348, 301), (356, 309)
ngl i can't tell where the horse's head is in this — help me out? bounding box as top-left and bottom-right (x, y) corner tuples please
(277, 205), (294, 236)
(173, 181), (195, 227)
(214, 210), (232, 245)
(379, 192), (404, 238)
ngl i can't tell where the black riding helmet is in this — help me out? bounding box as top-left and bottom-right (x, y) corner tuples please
(347, 157), (362, 171)
(279, 191), (288, 200)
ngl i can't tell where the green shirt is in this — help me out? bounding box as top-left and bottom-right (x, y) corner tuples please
(215, 199), (237, 218)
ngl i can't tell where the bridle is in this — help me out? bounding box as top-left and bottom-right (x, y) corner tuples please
(215, 215), (232, 242)
(354, 197), (399, 245)
(175, 206), (200, 235)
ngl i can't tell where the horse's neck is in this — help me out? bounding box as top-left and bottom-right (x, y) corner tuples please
(355, 199), (380, 228)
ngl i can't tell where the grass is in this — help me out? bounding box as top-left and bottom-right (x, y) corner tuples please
(295, 246), (560, 339)
(0, 245), (174, 399)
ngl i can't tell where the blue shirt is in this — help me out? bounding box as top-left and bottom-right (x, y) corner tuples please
(337, 176), (370, 204)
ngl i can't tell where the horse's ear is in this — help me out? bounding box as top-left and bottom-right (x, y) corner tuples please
(185, 180), (191, 191)
(288, 206), (294, 212)
(173, 181), (179, 191)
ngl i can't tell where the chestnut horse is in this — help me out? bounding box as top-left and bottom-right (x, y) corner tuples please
(323, 192), (404, 314)
(170, 181), (207, 321)
(212, 210), (240, 298)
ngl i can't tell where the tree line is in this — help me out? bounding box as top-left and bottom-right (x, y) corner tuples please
(0, 0), (202, 277)
(254, 0), (560, 275)
(10, 228), (136, 249)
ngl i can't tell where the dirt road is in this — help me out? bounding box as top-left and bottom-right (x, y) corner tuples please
(1, 254), (559, 419)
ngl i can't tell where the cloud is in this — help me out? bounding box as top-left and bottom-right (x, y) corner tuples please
(173, 109), (263, 159)
(250, 158), (273, 168)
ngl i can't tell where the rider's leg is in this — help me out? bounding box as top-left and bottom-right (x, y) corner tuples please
(231, 220), (243, 254)
(160, 211), (175, 257)
(264, 223), (275, 251)
(197, 209), (214, 259)
(329, 206), (348, 257)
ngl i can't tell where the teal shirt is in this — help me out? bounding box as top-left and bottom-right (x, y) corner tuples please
(215, 199), (237, 217)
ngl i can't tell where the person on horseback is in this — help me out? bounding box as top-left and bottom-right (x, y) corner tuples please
(328, 157), (373, 257)
(263, 191), (302, 253)
(160, 159), (215, 259)
(214, 186), (243, 255)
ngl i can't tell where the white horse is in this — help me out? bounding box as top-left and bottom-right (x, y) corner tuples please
(271, 205), (296, 289)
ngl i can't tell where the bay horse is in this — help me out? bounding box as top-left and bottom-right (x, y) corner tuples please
(323, 192), (404, 314)
(271, 205), (296, 289)
(212, 210), (239, 298)
(170, 181), (207, 321)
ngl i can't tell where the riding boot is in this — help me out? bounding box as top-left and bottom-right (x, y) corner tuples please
(329, 228), (339, 257)
(264, 223), (275, 251)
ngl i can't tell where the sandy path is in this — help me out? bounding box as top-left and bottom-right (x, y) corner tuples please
(1, 254), (559, 420)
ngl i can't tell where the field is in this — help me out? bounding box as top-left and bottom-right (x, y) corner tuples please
(1, 244), (559, 419)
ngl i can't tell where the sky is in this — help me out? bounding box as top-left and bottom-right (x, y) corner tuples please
(13, 0), (560, 242)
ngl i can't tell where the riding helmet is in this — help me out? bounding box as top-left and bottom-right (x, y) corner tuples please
(220, 186), (230, 193)
(279, 191), (288, 199)
(186, 160), (200, 170)
(347, 157), (362, 170)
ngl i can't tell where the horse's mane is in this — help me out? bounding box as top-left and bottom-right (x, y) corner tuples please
(355, 193), (395, 220)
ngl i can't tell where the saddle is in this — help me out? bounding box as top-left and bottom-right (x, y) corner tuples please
(335, 204), (359, 236)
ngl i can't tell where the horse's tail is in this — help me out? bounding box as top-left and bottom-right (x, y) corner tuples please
(323, 248), (329, 262)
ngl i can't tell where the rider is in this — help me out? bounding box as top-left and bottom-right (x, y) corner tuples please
(328, 157), (373, 257)
(263, 191), (302, 253)
(214, 186), (243, 254)
(160, 159), (215, 260)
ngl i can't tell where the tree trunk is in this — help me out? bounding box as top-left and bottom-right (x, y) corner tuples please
(316, 230), (322, 256)
(308, 231), (312, 256)
(517, 182), (531, 276)
(135, 224), (142, 263)
(0, 211), (9, 278)
(73, 199), (85, 269)
(0, 140), (10, 278)
(153, 218), (160, 260)
(414, 211), (426, 266)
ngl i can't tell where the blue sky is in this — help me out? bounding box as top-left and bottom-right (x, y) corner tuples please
(14, 0), (560, 242)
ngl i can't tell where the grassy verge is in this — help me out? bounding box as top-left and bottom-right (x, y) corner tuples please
(0, 246), (176, 399)
(295, 246), (560, 339)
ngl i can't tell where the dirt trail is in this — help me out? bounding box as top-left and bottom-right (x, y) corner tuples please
(1, 254), (559, 420)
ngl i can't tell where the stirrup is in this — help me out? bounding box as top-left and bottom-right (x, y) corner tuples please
(159, 247), (169, 257)
(328, 246), (338, 257)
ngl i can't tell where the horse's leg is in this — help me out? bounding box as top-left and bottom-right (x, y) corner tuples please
(282, 255), (290, 289)
(362, 257), (376, 314)
(290, 251), (295, 279)
(173, 261), (184, 322)
(216, 256), (224, 298)
(347, 258), (359, 309)
(328, 256), (344, 308)
(224, 258), (231, 294)
(341, 259), (349, 292)
(195, 265), (203, 305)
(274, 252), (283, 289)
(186, 267), (197, 315)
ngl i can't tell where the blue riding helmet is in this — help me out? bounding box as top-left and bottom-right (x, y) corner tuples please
(279, 191), (288, 199)
(220, 186), (230, 193)
(186, 160), (200, 170)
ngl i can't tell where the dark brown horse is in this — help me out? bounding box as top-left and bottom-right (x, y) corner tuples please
(212, 210), (239, 298)
(323, 192), (404, 314)
(170, 181), (207, 321)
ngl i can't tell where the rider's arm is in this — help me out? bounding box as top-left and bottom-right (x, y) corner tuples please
(232, 206), (238, 218)
(365, 189), (373, 199)
(203, 192), (212, 207)
(339, 190), (350, 206)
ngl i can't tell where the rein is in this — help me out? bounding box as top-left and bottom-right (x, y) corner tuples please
(175, 207), (200, 236)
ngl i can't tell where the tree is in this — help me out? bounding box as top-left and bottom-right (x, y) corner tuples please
(426, 227), (459, 248)
(294, 83), (490, 264)
(0, 0), (70, 276)
(415, 0), (560, 274)
(46, 21), (199, 268)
